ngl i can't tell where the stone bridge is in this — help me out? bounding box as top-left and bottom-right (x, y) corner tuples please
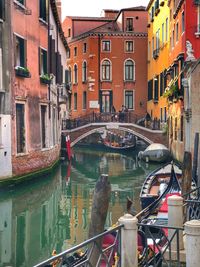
(62, 122), (168, 147)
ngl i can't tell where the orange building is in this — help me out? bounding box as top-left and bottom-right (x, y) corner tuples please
(63, 7), (148, 118)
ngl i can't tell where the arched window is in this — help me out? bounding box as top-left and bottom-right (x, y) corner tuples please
(74, 64), (78, 84)
(124, 59), (135, 81)
(82, 61), (87, 82)
(101, 59), (111, 81)
(68, 66), (72, 83)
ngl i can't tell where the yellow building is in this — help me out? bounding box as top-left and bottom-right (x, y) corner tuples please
(147, 0), (170, 125)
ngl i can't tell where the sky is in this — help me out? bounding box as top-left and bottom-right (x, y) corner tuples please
(61, 0), (149, 21)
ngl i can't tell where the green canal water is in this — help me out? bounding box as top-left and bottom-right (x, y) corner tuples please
(0, 146), (162, 267)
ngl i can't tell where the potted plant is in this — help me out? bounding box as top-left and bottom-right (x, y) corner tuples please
(40, 73), (52, 85)
(15, 66), (31, 78)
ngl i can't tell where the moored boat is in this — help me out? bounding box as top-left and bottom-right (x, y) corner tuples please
(138, 143), (171, 163)
(140, 162), (182, 210)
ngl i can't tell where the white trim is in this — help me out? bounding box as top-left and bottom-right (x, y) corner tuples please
(73, 63), (78, 84)
(124, 40), (134, 53)
(82, 60), (87, 82)
(101, 40), (111, 53)
(124, 89), (135, 110)
(14, 32), (26, 40)
(100, 58), (112, 81)
(39, 46), (47, 52)
(124, 58), (135, 81)
(15, 101), (27, 155)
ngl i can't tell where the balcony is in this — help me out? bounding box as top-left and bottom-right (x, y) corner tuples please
(15, 66), (31, 78)
(153, 48), (159, 59)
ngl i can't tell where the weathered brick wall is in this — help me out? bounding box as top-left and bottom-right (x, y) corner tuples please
(12, 145), (60, 177)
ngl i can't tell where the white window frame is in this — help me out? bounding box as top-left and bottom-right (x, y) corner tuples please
(124, 90), (135, 110)
(124, 40), (134, 53)
(124, 59), (135, 81)
(82, 60), (87, 82)
(101, 58), (112, 81)
(101, 40), (111, 52)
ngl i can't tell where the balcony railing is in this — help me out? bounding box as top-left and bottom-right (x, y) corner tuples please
(194, 0), (200, 5)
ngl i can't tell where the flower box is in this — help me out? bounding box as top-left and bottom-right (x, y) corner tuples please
(15, 66), (31, 78)
(40, 74), (51, 85)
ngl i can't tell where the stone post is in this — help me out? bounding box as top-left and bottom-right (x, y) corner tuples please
(118, 214), (138, 267)
(168, 195), (184, 250)
(185, 220), (200, 267)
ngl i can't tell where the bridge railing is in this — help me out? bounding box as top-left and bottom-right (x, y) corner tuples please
(62, 112), (164, 131)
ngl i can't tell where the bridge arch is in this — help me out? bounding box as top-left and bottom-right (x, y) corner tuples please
(70, 124), (154, 147)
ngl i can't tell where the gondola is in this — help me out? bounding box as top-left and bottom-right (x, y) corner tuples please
(139, 162), (182, 210)
(103, 140), (136, 152)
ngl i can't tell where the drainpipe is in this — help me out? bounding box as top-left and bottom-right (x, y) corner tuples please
(47, 1), (51, 118)
(98, 33), (101, 112)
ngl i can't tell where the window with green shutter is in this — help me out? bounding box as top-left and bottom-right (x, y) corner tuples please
(39, 0), (47, 22)
(15, 35), (26, 68)
(0, 0), (5, 20)
(39, 48), (47, 75)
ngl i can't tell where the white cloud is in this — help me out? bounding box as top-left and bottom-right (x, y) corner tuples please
(61, 0), (149, 21)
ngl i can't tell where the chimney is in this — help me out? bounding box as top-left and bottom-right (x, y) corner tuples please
(56, 0), (62, 21)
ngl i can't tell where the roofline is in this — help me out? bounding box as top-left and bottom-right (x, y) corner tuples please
(115, 6), (147, 20)
(146, 0), (154, 10)
(50, 0), (68, 51)
(66, 16), (114, 21)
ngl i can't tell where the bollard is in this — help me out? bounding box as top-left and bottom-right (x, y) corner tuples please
(168, 195), (184, 250)
(185, 220), (200, 267)
(118, 214), (138, 267)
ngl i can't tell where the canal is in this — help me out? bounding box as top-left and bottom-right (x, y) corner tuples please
(0, 145), (161, 267)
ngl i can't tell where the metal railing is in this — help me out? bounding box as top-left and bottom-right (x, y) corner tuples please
(33, 224), (122, 267)
(183, 185), (200, 221)
(62, 111), (140, 130)
(138, 222), (184, 267)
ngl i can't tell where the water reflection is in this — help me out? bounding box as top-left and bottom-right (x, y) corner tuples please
(0, 146), (160, 267)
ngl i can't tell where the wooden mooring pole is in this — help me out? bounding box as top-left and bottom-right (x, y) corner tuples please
(192, 132), (199, 183)
(182, 151), (192, 197)
(88, 174), (111, 266)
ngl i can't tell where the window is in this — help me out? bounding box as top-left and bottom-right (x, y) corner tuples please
(125, 41), (133, 52)
(180, 115), (183, 141)
(172, 29), (174, 48)
(160, 108), (163, 122)
(74, 93), (77, 110)
(16, 0), (25, 6)
(148, 79), (153, 100)
(181, 11), (185, 33)
(162, 23), (164, 44)
(66, 48), (70, 59)
(68, 66), (72, 83)
(101, 60), (111, 81)
(73, 64), (78, 84)
(39, 48), (47, 75)
(16, 103), (25, 153)
(83, 91), (87, 110)
(176, 22), (179, 42)
(125, 90), (134, 109)
(0, 45), (2, 90)
(156, 29), (160, 50)
(41, 105), (47, 148)
(83, 43), (87, 53)
(126, 18), (133, 31)
(102, 40), (110, 52)
(68, 28), (71, 37)
(0, 0), (5, 20)
(124, 60), (135, 81)
(151, 6), (154, 20)
(164, 107), (167, 122)
(174, 117), (178, 140)
(15, 35), (26, 67)
(160, 72), (164, 96)
(148, 41), (151, 60)
(74, 47), (77, 56)
(166, 18), (168, 41)
(154, 75), (159, 101)
(197, 7), (200, 33)
(39, 0), (47, 22)
(82, 61), (87, 82)
(152, 37), (154, 57)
